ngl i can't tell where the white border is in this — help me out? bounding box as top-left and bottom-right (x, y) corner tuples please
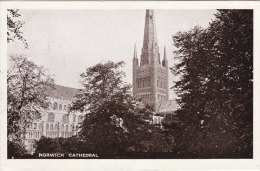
(0, 1), (260, 170)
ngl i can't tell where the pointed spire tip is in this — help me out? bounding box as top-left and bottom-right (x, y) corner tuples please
(133, 44), (137, 59)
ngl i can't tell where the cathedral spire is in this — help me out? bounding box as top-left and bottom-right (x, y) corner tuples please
(133, 9), (169, 112)
(140, 9), (160, 65)
(133, 43), (137, 59)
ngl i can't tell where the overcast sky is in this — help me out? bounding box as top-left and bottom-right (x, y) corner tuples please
(8, 9), (217, 99)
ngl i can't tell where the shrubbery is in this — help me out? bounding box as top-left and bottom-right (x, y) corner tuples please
(8, 140), (27, 159)
(35, 136), (85, 153)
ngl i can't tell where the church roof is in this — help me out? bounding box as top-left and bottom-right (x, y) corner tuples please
(157, 100), (178, 114)
(46, 85), (78, 100)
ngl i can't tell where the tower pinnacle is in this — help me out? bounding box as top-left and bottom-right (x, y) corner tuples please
(133, 43), (137, 59)
(163, 46), (167, 61)
(162, 46), (168, 67)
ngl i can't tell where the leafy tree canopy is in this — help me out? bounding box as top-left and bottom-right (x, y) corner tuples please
(71, 61), (170, 155)
(8, 55), (54, 143)
(172, 10), (253, 158)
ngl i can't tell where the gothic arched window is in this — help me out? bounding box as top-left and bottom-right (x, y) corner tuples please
(61, 124), (64, 131)
(53, 102), (58, 110)
(65, 125), (69, 132)
(148, 77), (151, 87)
(63, 115), (69, 124)
(137, 80), (140, 88)
(48, 113), (55, 122)
(46, 124), (49, 130)
(55, 124), (58, 130)
(39, 123), (42, 130)
(33, 123), (37, 129)
(59, 104), (62, 110)
(50, 124), (53, 130)
(64, 105), (67, 111)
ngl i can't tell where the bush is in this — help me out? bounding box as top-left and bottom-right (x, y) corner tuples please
(35, 136), (85, 153)
(8, 140), (27, 159)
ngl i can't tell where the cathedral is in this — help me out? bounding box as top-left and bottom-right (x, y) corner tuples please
(24, 9), (177, 154)
(133, 9), (177, 125)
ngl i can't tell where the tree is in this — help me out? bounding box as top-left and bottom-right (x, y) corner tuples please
(7, 9), (28, 48)
(7, 55), (54, 144)
(71, 61), (169, 156)
(7, 9), (31, 157)
(206, 10), (253, 157)
(172, 10), (253, 158)
(71, 61), (128, 112)
(171, 26), (211, 157)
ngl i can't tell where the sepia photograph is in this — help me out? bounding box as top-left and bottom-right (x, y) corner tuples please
(1, 1), (259, 170)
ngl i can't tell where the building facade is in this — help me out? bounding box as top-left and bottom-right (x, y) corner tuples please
(24, 85), (83, 153)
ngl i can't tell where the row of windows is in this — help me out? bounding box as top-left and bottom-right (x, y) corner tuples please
(153, 117), (163, 125)
(26, 131), (75, 139)
(136, 94), (166, 101)
(137, 77), (151, 88)
(46, 124), (78, 132)
(26, 131), (42, 139)
(47, 113), (83, 124)
(46, 132), (59, 138)
(157, 94), (166, 101)
(63, 115), (69, 124)
(157, 80), (166, 89)
(50, 102), (71, 111)
(46, 131), (73, 138)
(137, 93), (151, 100)
(30, 123), (79, 132)
(60, 132), (73, 138)
(136, 78), (166, 89)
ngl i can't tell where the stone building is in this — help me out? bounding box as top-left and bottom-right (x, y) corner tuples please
(133, 9), (178, 126)
(24, 85), (83, 153)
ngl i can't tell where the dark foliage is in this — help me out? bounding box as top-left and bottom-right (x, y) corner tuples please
(71, 61), (172, 156)
(7, 140), (27, 159)
(172, 10), (253, 158)
(35, 136), (85, 153)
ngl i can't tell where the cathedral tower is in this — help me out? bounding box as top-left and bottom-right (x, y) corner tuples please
(133, 9), (169, 111)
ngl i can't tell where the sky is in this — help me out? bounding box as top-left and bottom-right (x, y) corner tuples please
(8, 9), (217, 99)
